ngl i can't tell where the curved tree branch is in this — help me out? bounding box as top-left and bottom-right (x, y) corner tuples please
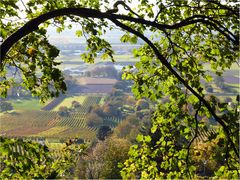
(0, 7), (239, 158)
(108, 17), (239, 158)
(113, 1), (141, 18)
(1, 7), (238, 65)
(178, 14), (238, 43)
(210, 0), (239, 17)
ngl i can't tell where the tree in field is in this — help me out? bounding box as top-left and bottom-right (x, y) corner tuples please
(71, 100), (81, 109)
(58, 106), (69, 117)
(111, 88), (124, 97)
(214, 76), (225, 89)
(114, 80), (133, 92)
(86, 112), (103, 127)
(102, 103), (122, 117)
(90, 104), (105, 118)
(205, 84), (214, 93)
(90, 65), (118, 78)
(115, 119), (133, 138)
(0, 101), (13, 112)
(96, 125), (112, 141)
(0, 0), (239, 179)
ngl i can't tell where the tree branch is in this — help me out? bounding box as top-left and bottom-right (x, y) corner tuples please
(1, 7), (238, 67)
(181, 14), (238, 43)
(210, 0), (239, 17)
(109, 17), (239, 158)
(113, 1), (141, 18)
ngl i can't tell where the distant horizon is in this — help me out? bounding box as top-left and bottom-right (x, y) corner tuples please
(47, 26), (146, 45)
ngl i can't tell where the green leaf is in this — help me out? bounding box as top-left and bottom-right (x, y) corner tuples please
(145, 136), (151, 143)
(136, 134), (144, 142)
(75, 30), (82, 37)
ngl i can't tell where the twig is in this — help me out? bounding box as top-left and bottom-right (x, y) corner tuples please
(113, 1), (141, 18)
(186, 101), (202, 179)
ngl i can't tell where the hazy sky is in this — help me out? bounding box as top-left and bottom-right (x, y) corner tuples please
(14, 0), (149, 44)
(47, 27), (126, 44)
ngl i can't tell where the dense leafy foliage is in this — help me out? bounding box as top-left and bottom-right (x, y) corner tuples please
(0, 0), (239, 179)
(76, 136), (130, 179)
(0, 137), (81, 179)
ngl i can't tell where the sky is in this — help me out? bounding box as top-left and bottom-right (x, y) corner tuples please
(14, 0), (151, 44)
(47, 27), (126, 44)
(12, 0), (238, 45)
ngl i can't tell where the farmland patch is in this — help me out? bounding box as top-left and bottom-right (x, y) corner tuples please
(0, 95), (104, 141)
(36, 126), (69, 137)
(53, 96), (86, 110)
(9, 98), (45, 110)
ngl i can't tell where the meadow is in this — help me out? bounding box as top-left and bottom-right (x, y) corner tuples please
(8, 98), (46, 110)
(53, 96), (87, 110)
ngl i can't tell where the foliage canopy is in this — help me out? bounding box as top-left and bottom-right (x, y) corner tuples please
(0, 0), (239, 178)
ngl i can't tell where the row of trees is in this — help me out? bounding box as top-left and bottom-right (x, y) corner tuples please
(85, 65), (119, 79)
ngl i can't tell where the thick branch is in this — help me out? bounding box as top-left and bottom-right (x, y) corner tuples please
(109, 17), (239, 158)
(1, 7), (238, 65)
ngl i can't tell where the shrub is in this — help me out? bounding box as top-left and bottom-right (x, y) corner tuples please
(71, 101), (81, 109)
(58, 106), (70, 117)
(97, 126), (112, 141)
(0, 101), (13, 112)
(86, 113), (103, 127)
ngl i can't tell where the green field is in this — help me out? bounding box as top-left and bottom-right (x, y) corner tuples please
(0, 109), (96, 141)
(55, 54), (138, 69)
(226, 83), (240, 93)
(53, 96), (86, 111)
(35, 126), (69, 137)
(57, 54), (138, 63)
(8, 98), (46, 110)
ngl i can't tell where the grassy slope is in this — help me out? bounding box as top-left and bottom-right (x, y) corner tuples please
(9, 99), (45, 110)
(53, 96), (87, 111)
(0, 95), (101, 140)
